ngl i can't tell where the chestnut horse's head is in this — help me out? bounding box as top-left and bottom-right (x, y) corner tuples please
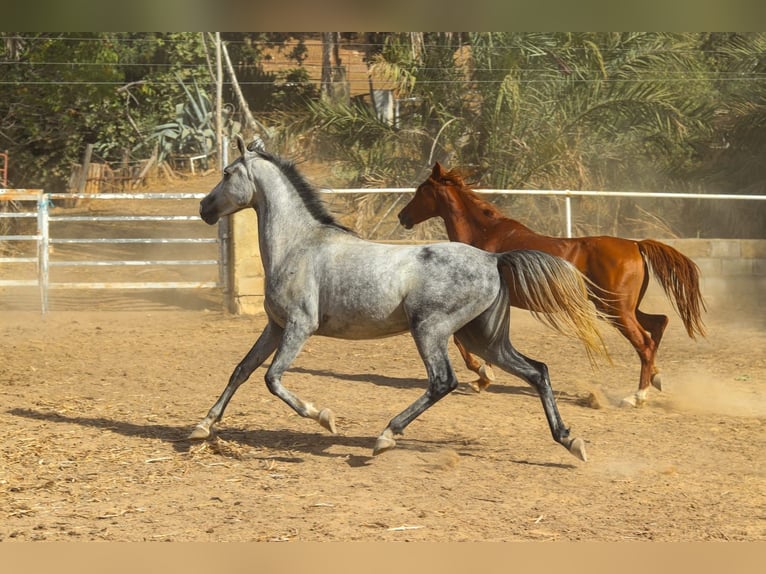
(398, 162), (460, 229)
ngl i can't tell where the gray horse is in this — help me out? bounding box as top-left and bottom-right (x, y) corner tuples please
(190, 136), (607, 461)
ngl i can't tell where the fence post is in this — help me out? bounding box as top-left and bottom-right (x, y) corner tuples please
(218, 216), (232, 311)
(77, 143), (94, 194)
(565, 193), (572, 238)
(219, 136), (234, 312)
(37, 192), (50, 314)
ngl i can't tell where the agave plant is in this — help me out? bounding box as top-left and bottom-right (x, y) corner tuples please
(145, 75), (240, 168)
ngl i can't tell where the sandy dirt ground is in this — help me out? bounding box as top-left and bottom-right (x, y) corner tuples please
(1, 294), (764, 542)
(1, 171), (764, 542)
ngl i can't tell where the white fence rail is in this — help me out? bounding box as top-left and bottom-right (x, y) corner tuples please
(2, 187), (765, 314)
(322, 188), (766, 239)
(0, 190), (222, 313)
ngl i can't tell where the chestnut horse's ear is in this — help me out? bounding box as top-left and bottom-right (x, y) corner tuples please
(432, 162), (443, 178)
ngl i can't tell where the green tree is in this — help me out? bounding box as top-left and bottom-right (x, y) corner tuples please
(461, 33), (714, 191)
(0, 33), (215, 191)
(687, 32), (766, 238)
(1, 33), (128, 190)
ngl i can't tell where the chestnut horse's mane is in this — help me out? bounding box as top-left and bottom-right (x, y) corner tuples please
(441, 167), (534, 232)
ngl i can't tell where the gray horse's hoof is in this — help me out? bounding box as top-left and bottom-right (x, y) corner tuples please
(651, 373), (663, 391)
(318, 408), (337, 434)
(188, 424), (211, 440)
(567, 437), (588, 462)
(372, 430), (396, 456)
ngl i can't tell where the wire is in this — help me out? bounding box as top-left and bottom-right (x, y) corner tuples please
(0, 77), (762, 87)
(3, 33), (765, 55)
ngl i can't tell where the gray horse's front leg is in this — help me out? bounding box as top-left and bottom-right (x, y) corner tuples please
(263, 320), (337, 434)
(189, 321), (282, 440)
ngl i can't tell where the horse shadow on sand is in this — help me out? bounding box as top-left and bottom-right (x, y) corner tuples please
(7, 406), (377, 467)
(7, 400), (577, 471)
(287, 365), (586, 405)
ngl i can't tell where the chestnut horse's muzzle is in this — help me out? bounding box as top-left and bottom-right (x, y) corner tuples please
(397, 210), (414, 230)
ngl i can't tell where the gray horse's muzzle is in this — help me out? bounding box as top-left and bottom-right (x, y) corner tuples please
(199, 196), (220, 225)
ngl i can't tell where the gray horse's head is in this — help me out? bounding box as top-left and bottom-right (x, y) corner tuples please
(200, 135), (258, 225)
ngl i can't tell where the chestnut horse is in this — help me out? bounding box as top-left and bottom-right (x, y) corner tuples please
(398, 162), (707, 407)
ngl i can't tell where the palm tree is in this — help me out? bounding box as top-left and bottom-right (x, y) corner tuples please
(440, 32), (715, 236)
(687, 32), (766, 238)
(283, 33), (762, 238)
(461, 33), (713, 189)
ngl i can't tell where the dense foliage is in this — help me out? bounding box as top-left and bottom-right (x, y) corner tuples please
(1, 32), (764, 237)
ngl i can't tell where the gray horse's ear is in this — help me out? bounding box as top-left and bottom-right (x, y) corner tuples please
(247, 136), (265, 153)
(236, 134), (246, 157)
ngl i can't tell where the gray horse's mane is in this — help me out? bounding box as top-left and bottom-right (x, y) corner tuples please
(252, 147), (353, 234)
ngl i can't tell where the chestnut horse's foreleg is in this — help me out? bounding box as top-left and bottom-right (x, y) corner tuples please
(454, 336), (496, 392)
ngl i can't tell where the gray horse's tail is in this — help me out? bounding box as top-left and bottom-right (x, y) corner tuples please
(497, 249), (610, 364)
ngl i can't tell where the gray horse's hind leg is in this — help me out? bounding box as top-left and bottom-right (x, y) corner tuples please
(374, 326), (458, 455)
(455, 313), (588, 462)
(189, 320), (283, 439)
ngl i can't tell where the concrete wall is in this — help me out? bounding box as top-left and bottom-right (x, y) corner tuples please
(228, 209), (265, 315)
(228, 224), (766, 315)
(650, 239), (766, 311)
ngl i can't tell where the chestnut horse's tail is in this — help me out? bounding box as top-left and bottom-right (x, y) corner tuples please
(498, 250), (610, 364)
(638, 239), (707, 339)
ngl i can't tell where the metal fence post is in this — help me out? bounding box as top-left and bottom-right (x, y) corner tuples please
(37, 192), (50, 314)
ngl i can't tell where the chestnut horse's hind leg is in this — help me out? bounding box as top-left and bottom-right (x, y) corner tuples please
(636, 309), (669, 391)
(454, 336), (496, 392)
(610, 309), (661, 408)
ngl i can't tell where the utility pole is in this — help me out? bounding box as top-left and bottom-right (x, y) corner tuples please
(215, 32), (224, 172)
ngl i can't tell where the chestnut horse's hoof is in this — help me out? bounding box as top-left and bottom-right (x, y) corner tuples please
(479, 363), (496, 383)
(651, 373), (663, 391)
(467, 364), (496, 393)
(620, 396), (639, 408)
(621, 388), (648, 408)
